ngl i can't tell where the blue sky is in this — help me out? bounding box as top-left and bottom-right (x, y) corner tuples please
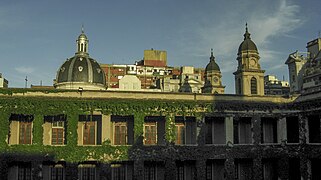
(0, 0), (320, 93)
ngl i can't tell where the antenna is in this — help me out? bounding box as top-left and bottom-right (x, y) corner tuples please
(25, 76), (28, 88)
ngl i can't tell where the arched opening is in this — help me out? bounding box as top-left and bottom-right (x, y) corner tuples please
(251, 77), (257, 94)
(81, 44), (84, 52)
(238, 78), (242, 94)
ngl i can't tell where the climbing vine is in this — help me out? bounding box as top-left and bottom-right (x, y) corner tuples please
(0, 95), (213, 163)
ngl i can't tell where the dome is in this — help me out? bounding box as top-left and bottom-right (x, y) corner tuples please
(78, 33), (88, 39)
(54, 30), (106, 90)
(205, 50), (220, 71)
(238, 25), (258, 54)
(56, 55), (106, 86)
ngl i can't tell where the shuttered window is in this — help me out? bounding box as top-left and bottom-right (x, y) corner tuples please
(111, 164), (126, 180)
(250, 77), (257, 95)
(114, 122), (127, 145)
(83, 122), (96, 145)
(52, 121), (64, 145)
(50, 164), (65, 180)
(144, 122), (157, 145)
(144, 164), (156, 180)
(19, 122), (32, 144)
(18, 163), (32, 180)
(78, 164), (96, 180)
(175, 123), (185, 145)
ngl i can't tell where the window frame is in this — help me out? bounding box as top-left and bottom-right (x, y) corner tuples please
(19, 121), (32, 145)
(83, 121), (96, 145)
(51, 121), (65, 145)
(175, 123), (185, 145)
(113, 122), (127, 145)
(144, 122), (157, 145)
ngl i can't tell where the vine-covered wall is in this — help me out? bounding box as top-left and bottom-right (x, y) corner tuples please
(0, 96), (213, 162)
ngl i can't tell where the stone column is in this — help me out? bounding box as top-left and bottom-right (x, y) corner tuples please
(225, 158), (235, 180)
(225, 116), (234, 145)
(277, 117), (287, 144)
(252, 115), (261, 145)
(299, 114), (308, 144)
(253, 158), (262, 180)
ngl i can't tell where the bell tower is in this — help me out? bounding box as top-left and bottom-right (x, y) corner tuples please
(233, 24), (265, 95)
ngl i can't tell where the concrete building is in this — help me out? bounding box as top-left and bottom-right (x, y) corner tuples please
(285, 51), (308, 94)
(285, 38), (321, 94)
(302, 38), (321, 93)
(264, 75), (290, 95)
(0, 73), (8, 88)
(119, 75), (141, 91)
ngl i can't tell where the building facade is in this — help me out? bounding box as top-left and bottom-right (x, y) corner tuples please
(264, 75), (290, 95)
(2, 27), (321, 180)
(0, 73), (8, 88)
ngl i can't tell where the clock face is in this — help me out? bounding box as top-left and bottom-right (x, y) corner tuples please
(213, 76), (219, 83)
(250, 58), (256, 67)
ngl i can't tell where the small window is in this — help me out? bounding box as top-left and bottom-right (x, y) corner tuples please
(308, 115), (321, 143)
(144, 162), (156, 180)
(250, 77), (257, 94)
(111, 164), (126, 180)
(286, 116), (299, 143)
(19, 122), (32, 144)
(205, 117), (226, 144)
(18, 163), (32, 180)
(234, 117), (252, 144)
(83, 122), (96, 145)
(175, 123), (185, 145)
(114, 122), (127, 145)
(78, 164), (96, 180)
(235, 159), (253, 180)
(262, 159), (278, 180)
(261, 118), (278, 144)
(206, 159), (225, 180)
(144, 122), (157, 145)
(50, 164), (65, 180)
(52, 121), (65, 145)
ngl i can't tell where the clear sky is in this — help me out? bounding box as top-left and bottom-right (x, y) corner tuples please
(0, 0), (320, 93)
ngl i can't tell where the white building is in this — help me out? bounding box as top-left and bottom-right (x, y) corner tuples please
(0, 73), (8, 88)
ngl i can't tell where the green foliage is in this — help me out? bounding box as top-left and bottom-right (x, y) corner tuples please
(0, 96), (213, 162)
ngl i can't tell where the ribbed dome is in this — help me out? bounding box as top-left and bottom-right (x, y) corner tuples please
(238, 25), (258, 54)
(205, 50), (220, 71)
(54, 29), (106, 90)
(56, 55), (106, 86)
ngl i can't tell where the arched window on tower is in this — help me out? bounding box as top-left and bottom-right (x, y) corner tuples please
(251, 77), (257, 94)
(238, 78), (242, 94)
(81, 44), (84, 52)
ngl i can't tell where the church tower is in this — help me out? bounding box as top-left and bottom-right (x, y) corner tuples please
(202, 49), (225, 94)
(233, 24), (265, 95)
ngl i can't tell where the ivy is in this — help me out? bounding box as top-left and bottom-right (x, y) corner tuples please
(0, 95), (213, 163)
(0, 91), (292, 163)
